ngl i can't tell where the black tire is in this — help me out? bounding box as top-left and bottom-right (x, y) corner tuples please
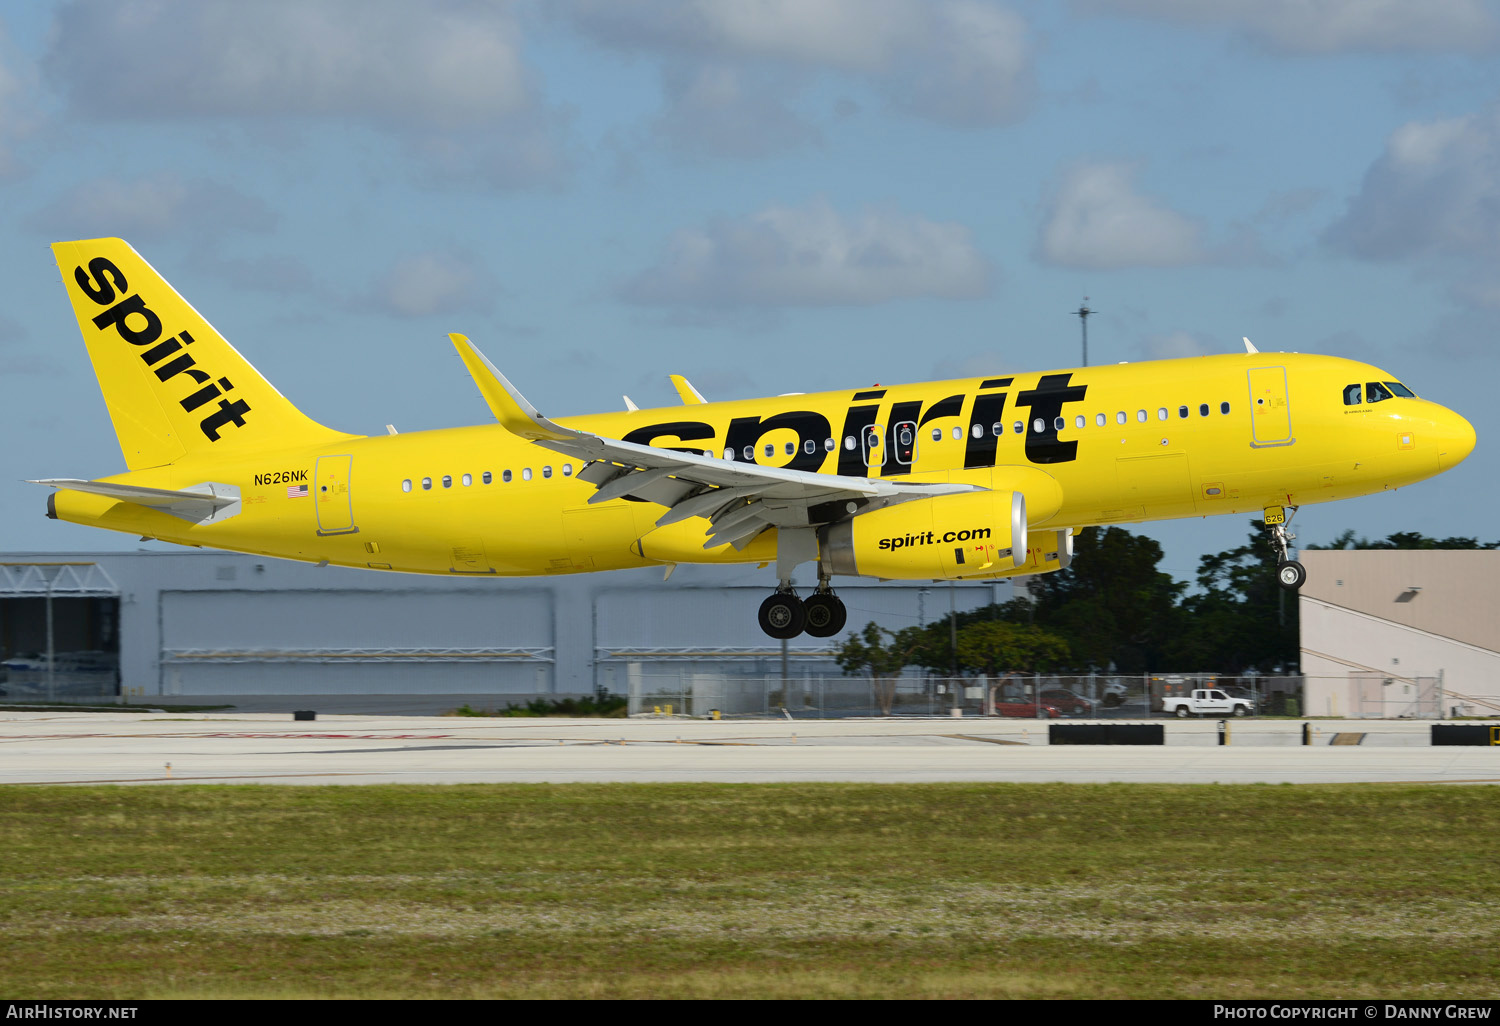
(1175, 706), (1191, 718)
(1277, 560), (1307, 591)
(1232, 705), (1248, 717)
(802, 594), (847, 638)
(1102, 693), (1122, 708)
(758, 593), (806, 639)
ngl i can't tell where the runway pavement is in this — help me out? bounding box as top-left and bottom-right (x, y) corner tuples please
(1, 711), (1496, 785)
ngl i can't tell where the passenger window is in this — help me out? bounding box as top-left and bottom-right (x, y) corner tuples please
(1116, 411), (1126, 425)
(1096, 413), (1106, 427)
(543, 466), (553, 478)
(1342, 383), (1362, 406)
(1220, 401), (1231, 414)
(1053, 417), (1065, 431)
(1199, 404), (1209, 417)
(971, 424), (983, 439)
(1178, 406), (1188, 419)
(462, 473), (472, 486)
(1032, 417), (1045, 432)
(563, 464), (573, 477)
(422, 477), (432, 490)
(402, 479), (412, 492)
(724, 448), (735, 460)
(952, 426), (962, 440)
(1386, 381), (1416, 398)
(1136, 410), (1147, 423)
(522, 468), (532, 481)
(785, 442), (795, 455)
(442, 475), (452, 488)
(743, 445), (755, 460)
(824, 437), (835, 452)
(804, 439), (816, 454)
(1366, 382), (1394, 404)
(503, 470), (513, 483)
(482, 472), (492, 484)
(844, 436), (856, 450)
(1013, 421), (1023, 434)
(991, 422), (1003, 437)
(899, 426), (914, 445)
(1075, 415), (1085, 429)
(932, 427), (943, 442)
(1158, 408), (1168, 421)
(764, 444), (775, 458)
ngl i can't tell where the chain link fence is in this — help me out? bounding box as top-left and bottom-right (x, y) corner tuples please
(625, 671), (1307, 719)
(625, 671), (1478, 720)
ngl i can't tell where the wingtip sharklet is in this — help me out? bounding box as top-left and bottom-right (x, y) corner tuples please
(449, 333), (575, 442)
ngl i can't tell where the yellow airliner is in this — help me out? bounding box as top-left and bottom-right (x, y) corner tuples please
(36, 238), (1477, 639)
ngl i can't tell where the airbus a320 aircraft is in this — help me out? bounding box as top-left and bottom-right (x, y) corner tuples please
(36, 239), (1476, 639)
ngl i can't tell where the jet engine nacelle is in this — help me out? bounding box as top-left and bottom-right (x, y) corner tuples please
(820, 490), (1027, 581)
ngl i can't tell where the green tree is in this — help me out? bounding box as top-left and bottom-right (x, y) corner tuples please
(1019, 526), (1183, 672)
(956, 620), (1071, 682)
(835, 622), (920, 715)
(1307, 529), (1500, 550)
(1168, 520), (1297, 673)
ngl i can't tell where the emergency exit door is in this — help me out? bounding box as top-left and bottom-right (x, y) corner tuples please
(315, 454), (357, 535)
(1247, 366), (1294, 448)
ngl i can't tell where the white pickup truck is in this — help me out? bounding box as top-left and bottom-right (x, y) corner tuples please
(1161, 688), (1254, 718)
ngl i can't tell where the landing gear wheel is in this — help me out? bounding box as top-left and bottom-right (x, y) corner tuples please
(802, 594), (847, 638)
(758, 593), (806, 639)
(1277, 560), (1306, 591)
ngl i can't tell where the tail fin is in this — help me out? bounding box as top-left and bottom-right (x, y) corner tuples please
(52, 238), (352, 469)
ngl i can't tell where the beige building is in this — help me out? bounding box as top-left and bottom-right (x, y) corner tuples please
(1299, 550), (1500, 719)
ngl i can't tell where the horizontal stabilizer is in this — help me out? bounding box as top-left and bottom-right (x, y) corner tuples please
(30, 478), (241, 524)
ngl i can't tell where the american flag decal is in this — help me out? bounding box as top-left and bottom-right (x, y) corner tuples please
(287, 484), (309, 497)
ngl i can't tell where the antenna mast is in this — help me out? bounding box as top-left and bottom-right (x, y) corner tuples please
(1073, 298), (1093, 367)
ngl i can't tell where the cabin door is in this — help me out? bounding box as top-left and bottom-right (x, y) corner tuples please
(1247, 366), (1294, 448)
(315, 454), (357, 535)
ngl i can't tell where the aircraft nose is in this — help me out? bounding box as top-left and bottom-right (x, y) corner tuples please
(1436, 407), (1476, 471)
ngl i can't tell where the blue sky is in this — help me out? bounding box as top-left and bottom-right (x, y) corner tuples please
(2, 0), (1499, 582)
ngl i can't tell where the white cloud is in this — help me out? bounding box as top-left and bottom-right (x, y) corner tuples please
(374, 251), (496, 318)
(559, 0), (1033, 136)
(27, 174), (274, 241)
(43, 1), (567, 189)
(621, 197), (993, 308)
(1325, 105), (1500, 261)
(652, 62), (820, 159)
(1080, 0), (1499, 54)
(0, 22), (35, 179)
(1037, 163), (1208, 270)
(47, 0), (531, 125)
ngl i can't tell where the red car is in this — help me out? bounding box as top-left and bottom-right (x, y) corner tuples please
(1039, 689), (1096, 716)
(993, 699), (1062, 718)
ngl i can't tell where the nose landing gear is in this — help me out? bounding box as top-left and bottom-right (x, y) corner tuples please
(1265, 505), (1305, 591)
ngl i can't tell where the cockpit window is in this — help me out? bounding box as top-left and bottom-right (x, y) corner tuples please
(1366, 381), (1395, 404)
(1342, 383), (1361, 406)
(1385, 381), (1416, 398)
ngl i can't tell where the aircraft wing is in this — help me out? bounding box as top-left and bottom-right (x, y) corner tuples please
(451, 334), (982, 550)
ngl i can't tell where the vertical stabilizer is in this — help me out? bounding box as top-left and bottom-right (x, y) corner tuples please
(52, 238), (352, 469)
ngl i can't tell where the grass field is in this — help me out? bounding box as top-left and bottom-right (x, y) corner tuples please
(1, 783), (1497, 999)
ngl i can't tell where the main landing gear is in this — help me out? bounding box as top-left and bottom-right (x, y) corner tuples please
(1265, 506), (1306, 592)
(758, 575), (847, 640)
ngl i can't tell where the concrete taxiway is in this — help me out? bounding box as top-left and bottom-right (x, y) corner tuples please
(0, 711), (1496, 785)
